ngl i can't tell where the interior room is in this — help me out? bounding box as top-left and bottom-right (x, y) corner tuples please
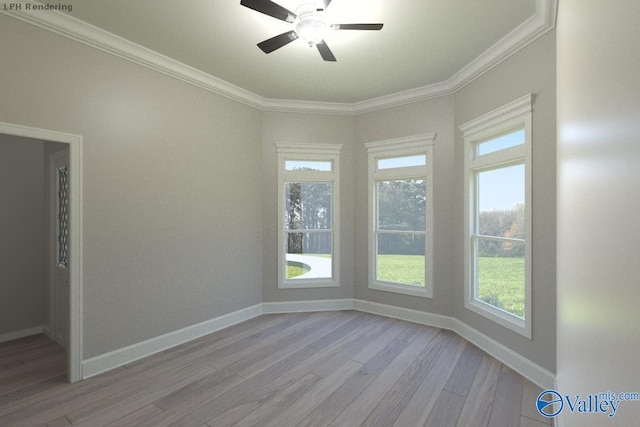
(1, 1), (638, 426)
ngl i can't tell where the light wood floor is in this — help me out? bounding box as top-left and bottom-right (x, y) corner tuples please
(0, 311), (553, 426)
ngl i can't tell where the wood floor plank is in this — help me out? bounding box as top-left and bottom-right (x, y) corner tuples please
(209, 373), (322, 427)
(104, 403), (163, 427)
(297, 339), (410, 427)
(41, 415), (72, 426)
(454, 354), (502, 427)
(391, 334), (467, 427)
(135, 370), (246, 427)
(137, 312), (372, 427)
(423, 390), (467, 427)
(258, 361), (364, 427)
(443, 342), (484, 397)
(308, 315), (397, 378)
(208, 312), (331, 369)
(520, 415), (553, 427)
(358, 330), (454, 426)
(230, 311), (359, 380)
(0, 312), (551, 427)
(331, 326), (439, 427)
(69, 361), (218, 425)
(487, 365), (524, 427)
(0, 355), (66, 398)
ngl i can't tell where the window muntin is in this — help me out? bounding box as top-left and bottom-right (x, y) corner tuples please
(473, 163), (526, 319)
(366, 134), (435, 298)
(460, 94), (532, 338)
(276, 143), (341, 289)
(375, 178), (426, 287)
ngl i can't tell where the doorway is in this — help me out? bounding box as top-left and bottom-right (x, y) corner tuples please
(0, 121), (83, 383)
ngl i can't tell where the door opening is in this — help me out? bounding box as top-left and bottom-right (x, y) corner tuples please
(0, 121), (83, 383)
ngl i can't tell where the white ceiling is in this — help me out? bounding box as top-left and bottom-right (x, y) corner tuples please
(3, 1), (555, 110)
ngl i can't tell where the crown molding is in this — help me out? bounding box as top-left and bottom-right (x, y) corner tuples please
(0, 1), (266, 110)
(2, 0), (556, 115)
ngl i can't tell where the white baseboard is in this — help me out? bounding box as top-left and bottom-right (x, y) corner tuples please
(80, 298), (555, 390)
(452, 319), (555, 390)
(262, 298), (354, 314)
(0, 326), (44, 344)
(82, 304), (263, 379)
(353, 299), (456, 330)
(262, 298), (555, 389)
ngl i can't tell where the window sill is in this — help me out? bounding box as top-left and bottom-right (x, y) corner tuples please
(369, 282), (433, 298)
(279, 280), (340, 290)
(465, 298), (531, 339)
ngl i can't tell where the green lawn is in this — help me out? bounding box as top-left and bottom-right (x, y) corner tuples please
(375, 255), (524, 318)
(287, 264), (309, 279)
(376, 255), (425, 286)
(287, 254), (525, 318)
(477, 257), (525, 317)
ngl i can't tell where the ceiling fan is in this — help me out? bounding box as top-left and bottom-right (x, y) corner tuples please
(240, 0), (384, 61)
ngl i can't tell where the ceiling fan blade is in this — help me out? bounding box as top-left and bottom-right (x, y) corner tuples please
(257, 31), (299, 54)
(316, 40), (336, 62)
(332, 23), (384, 30)
(240, 0), (296, 23)
(316, 0), (332, 10)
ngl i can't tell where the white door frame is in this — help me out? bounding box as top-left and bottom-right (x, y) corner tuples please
(49, 148), (70, 349)
(0, 121), (83, 383)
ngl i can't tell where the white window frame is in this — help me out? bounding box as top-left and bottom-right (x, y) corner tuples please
(460, 94), (533, 338)
(365, 134), (436, 298)
(276, 143), (342, 289)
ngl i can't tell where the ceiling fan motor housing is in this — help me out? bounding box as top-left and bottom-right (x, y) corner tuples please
(294, 1), (328, 46)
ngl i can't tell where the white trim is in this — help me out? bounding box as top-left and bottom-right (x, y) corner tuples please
(365, 134), (436, 299)
(0, 121), (83, 383)
(82, 304), (263, 379)
(275, 143), (343, 156)
(452, 318), (554, 389)
(364, 133), (437, 154)
(0, 326), (44, 344)
(276, 143), (342, 290)
(1, 1), (556, 114)
(460, 95), (534, 339)
(353, 300), (454, 330)
(352, 300), (554, 389)
(78, 299), (554, 389)
(459, 94), (534, 137)
(262, 299), (354, 314)
(0, 1), (264, 110)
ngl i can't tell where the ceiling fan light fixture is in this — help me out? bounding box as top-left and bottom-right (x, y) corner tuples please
(241, 0), (384, 61)
(295, 14), (328, 46)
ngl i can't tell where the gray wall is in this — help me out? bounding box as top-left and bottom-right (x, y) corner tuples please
(2, 10), (557, 376)
(453, 31), (557, 373)
(557, 1), (640, 425)
(353, 96), (456, 316)
(0, 135), (46, 337)
(1, 14), (264, 359)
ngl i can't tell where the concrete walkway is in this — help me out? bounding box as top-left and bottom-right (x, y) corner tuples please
(285, 254), (332, 279)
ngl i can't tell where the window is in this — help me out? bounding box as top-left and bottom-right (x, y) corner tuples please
(276, 143), (342, 289)
(366, 134), (435, 298)
(460, 94), (533, 338)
